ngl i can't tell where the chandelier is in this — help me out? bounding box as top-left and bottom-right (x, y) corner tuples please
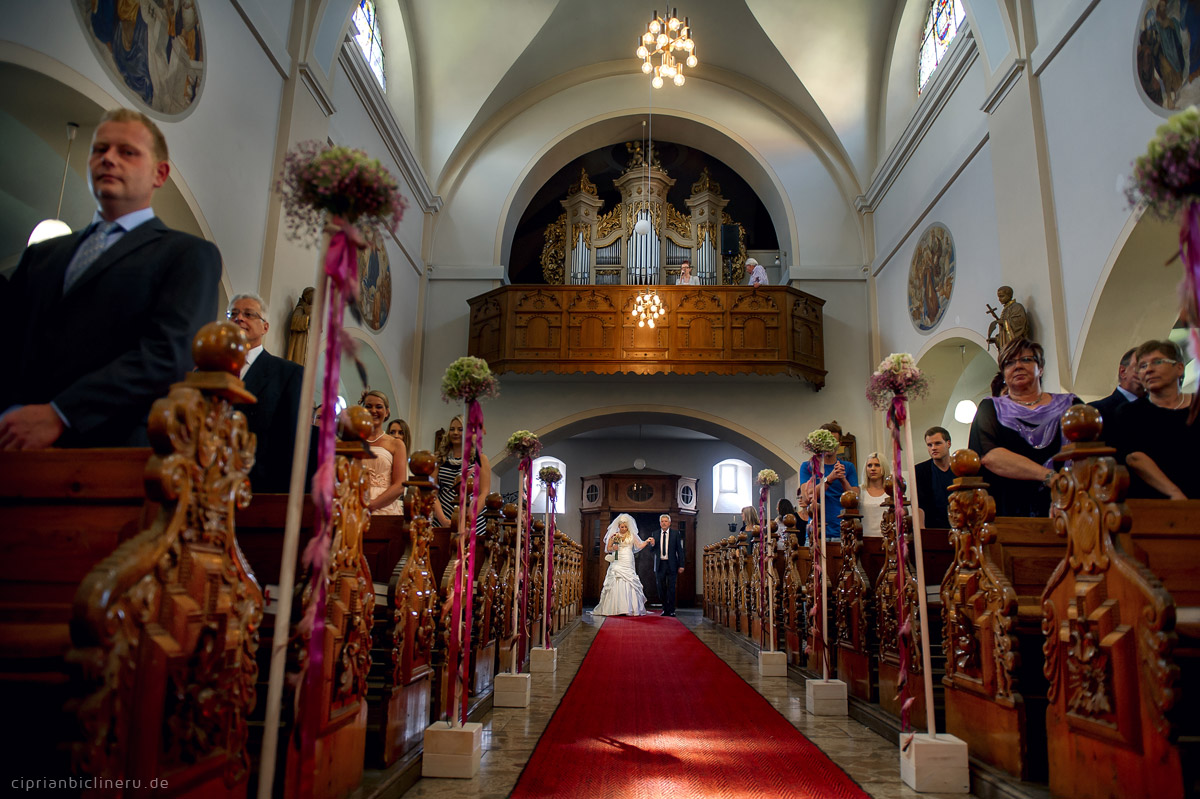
(636, 8), (697, 88)
(632, 289), (664, 328)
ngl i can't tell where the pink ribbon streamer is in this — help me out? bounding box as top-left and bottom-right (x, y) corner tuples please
(1179, 203), (1200, 424)
(300, 223), (359, 765)
(543, 482), (557, 648)
(446, 399), (486, 726)
(757, 484), (769, 647)
(886, 395), (915, 731)
(517, 458), (533, 667)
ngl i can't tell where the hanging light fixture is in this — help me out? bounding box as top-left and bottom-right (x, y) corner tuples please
(631, 288), (664, 328)
(28, 122), (80, 246)
(636, 8), (697, 88)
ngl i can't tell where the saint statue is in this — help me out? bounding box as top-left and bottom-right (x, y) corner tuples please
(286, 287), (315, 365)
(986, 286), (1030, 353)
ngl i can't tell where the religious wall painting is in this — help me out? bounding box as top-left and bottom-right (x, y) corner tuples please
(73, 0), (206, 119)
(357, 230), (392, 332)
(1135, 0), (1200, 114)
(908, 223), (956, 333)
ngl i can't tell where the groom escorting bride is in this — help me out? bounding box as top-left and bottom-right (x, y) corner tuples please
(593, 514), (653, 617)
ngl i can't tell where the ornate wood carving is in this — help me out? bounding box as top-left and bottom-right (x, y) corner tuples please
(835, 494), (872, 651)
(1042, 406), (1184, 799)
(540, 212), (567, 284)
(467, 285), (827, 386)
(69, 329), (262, 793)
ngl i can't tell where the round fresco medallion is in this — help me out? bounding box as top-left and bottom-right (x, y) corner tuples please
(358, 230), (392, 332)
(73, 0), (206, 119)
(1134, 0), (1200, 115)
(907, 223), (955, 333)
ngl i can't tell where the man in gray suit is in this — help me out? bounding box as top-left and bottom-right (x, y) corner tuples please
(1, 108), (220, 449)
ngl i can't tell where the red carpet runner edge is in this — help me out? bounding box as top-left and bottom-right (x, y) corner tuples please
(510, 615), (872, 798)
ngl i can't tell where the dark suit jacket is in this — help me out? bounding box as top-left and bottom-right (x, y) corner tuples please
(1, 217), (221, 447)
(1089, 389), (1133, 430)
(240, 350), (304, 493)
(650, 527), (685, 575)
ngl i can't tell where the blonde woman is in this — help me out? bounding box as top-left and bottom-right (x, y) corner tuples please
(593, 513), (653, 616)
(432, 414), (491, 533)
(860, 452), (888, 538)
(360, 390), (406, 515)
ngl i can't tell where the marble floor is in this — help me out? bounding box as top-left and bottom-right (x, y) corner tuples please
(397, 609), (977, 799)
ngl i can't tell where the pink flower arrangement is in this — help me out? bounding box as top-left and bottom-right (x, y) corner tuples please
(538, 465), (562, 485)
(506, 430), (543, 461)
(1127, 107), (1200, 220)
(866, 353), (930, 411)
(277, 141), (407, 244)
(441, 356), (500, 404)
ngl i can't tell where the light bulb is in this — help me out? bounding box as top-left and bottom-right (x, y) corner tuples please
(637, 45), (648, 58)
(631, 308), (639, 317)
(686, 54), (697, 68)
(668, 16), (680, 31)
(649, 19), (661, 34)
(648, 319), (656, 328)
(684, 38), (694, 50)
(27, 218), (72, 246)
(642, 61), (653, 74)
(657, 32), (668, 47)
(634, 217), (652, 235)
(652, 75), (664, 89)
(638, 319), (646, 328)
(954, 399), (978, 424)
(674, 73), (685, 86)
(643, 31), (654, 45)
(663, 64), (675, 78)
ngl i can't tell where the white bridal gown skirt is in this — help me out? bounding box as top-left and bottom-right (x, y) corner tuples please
(594, 545), (646, 616)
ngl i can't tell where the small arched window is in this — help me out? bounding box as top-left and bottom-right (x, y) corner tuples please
(711, 458), (751, 514)
(532, 456), (567, 515)
(917, 0), (965, 94)
(352, 0), (386, 91)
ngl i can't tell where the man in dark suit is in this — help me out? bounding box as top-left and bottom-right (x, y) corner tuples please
(0, 108), (220, 449)
(915, 426), (954, 530)
(1089, 347), (1144, 425)
(227, 292), (304, 493)
(650, 513), (685, 616)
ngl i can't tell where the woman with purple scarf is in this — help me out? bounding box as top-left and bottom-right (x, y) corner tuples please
(968, 339), (1079, 517)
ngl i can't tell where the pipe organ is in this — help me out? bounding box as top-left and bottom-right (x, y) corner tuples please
(542, 147), (747, 286)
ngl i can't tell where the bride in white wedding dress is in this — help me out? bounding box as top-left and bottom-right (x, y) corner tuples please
(593, 514), (654, 617)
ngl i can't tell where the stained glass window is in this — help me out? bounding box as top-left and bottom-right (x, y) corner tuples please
(917, 0), (966, 94)
(352, 0), (386, 91)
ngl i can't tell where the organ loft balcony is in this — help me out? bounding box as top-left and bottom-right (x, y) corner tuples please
(466, 284), (826, 386)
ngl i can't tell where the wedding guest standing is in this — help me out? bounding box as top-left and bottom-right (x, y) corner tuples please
(859, 452), (888, 538)
(432, 414), (490, 533)
(915, 427), (954, 529)
(0, 108), (220, 449)
(360, 390), (406, 515)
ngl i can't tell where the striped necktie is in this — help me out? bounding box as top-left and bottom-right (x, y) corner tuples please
(63, 221), (119, 292)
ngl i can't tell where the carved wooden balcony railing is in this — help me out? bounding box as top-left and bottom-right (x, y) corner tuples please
(467, 285), (826, 385)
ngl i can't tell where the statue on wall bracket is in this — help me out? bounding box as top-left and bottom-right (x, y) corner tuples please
(985, 286), (1030, 353)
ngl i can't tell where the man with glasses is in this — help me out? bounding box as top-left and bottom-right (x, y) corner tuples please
(0, 108), (220, 449)
(1109, 340), (1197, 499)
(1089, 347), (1145, 423)
(227, 293), (304, 493)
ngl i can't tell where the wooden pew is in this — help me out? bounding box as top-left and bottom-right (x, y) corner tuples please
(67, 325), (264, 796)
(0, 448), (155, 778)
(1042, 406), (1200, 799)
(836, 492), (877, 701)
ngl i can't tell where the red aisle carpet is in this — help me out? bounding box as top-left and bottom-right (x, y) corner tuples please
(511, 615), (871, 798)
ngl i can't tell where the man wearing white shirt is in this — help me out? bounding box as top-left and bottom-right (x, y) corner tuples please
(745, 257), (768, 287)
(649, 513), (685, 616)
(228, 293), (304, 493)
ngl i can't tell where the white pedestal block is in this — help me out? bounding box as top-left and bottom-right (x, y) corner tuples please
(421, 721), (482, 779)
(805, 678), (848, 716)
(759, 650), (787, 676)
(529, 646), (557, 673)
(493, 672), (531, 707)
(899, 732), (970, 793)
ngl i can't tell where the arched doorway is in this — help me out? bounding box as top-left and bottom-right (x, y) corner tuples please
(914, 335), (994, 452)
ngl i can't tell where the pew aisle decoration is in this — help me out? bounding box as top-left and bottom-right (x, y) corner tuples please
(441, 356), (500, 726)
(538, 465), (563, 649)
(1128, 105), (1200, 422)
(505, 430), (542, 672)
(757, 469), (779, 650)
(866, 353), (934, 736)
(803, 429), (839, 679)
(260, 141), (407, 798)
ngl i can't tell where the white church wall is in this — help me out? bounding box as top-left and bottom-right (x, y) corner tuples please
(431, 72), (864, 271)
(875, 143), (1003, 365)
(3, 1), (283, 314)
(1037, 0), (1166, 361)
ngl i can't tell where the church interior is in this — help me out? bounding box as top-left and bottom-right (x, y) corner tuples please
(2, 1), (1198, 797)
